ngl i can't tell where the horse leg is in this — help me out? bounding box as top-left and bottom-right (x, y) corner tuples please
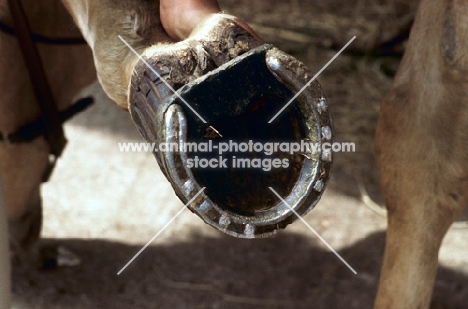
(375, 0), (468, 307)
(0, 0), (95, 262)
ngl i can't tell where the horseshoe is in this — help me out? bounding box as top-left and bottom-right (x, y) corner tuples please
(129, 14), (332, 238)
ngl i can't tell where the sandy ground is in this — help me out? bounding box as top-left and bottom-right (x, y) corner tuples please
(9, 0), (468, 308)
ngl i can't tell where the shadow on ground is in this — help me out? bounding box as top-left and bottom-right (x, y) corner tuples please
(13, 231), (468, 309)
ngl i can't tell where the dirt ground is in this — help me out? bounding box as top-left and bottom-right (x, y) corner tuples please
(10, 0), (468, 308)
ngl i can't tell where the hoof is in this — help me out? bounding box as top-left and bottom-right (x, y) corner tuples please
(129, 14), (332, 238)
(9, 195), (42, 264)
